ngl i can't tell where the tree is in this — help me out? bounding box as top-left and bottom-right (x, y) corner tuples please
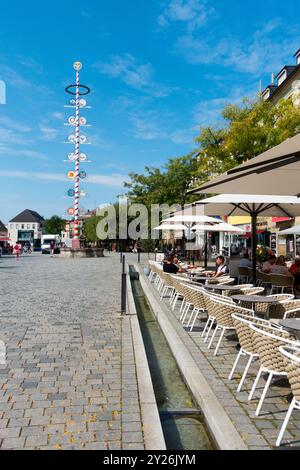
(192, 96), (300, 189)
(44, 216), (66, 235)
(124, 153), (199, 208)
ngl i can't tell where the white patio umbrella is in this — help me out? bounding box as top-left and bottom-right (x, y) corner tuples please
(192, 223), (245, 258)
(189, 133), (300, 197)
(279, 225), (300, 235)
(190, 194), (300, 282)
(163, 215), (221, 224)
(161, 215), (221, 266)
(153, 224), (188, 231)
(193, 222), (245, 233)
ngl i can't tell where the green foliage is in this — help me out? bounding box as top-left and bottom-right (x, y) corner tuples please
(124, 154), (199, 207)
(82, 216), (100, 242)
(44, 216), (65, 235)
(139, 239), (156, 253)
(193, 97), (300, 188)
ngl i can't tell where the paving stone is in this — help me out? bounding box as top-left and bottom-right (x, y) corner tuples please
(1, 437), (26, 449)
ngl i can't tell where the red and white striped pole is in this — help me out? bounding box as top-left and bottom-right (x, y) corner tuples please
(73, 67), (80, 244)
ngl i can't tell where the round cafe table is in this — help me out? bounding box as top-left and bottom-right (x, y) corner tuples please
(231, 294), (279, 319)
(280, 319), (300, 340)
(204, 284), (242, 293)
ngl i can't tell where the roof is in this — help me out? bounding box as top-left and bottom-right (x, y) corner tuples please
(10, 209), (44, 224)
(0, 220), (7, 233)
(275, 65), (296, 79)
(263, 63), (300, 100)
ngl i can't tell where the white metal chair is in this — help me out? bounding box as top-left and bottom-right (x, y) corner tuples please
(276, 345), (300, 447)
(229, 314), (281, 393)
(248, 324), (296, 416)
(206, 298), (253, 356)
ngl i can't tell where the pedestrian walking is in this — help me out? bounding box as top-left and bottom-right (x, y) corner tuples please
(50, 240), (55, 257)
(13, 242), (21, 261)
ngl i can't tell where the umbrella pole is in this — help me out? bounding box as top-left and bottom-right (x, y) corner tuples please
(251, 213), (257, 285)
(204, 231), (208, 269)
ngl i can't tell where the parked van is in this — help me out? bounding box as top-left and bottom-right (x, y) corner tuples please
(41, 235), (60, 254)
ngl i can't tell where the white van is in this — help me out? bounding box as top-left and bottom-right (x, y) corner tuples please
(41, 235), (60, 254)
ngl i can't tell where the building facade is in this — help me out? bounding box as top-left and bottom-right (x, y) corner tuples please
(262, 48), (300, 105)
(8, 209), (44, 250)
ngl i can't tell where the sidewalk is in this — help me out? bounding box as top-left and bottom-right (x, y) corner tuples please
(0, 253), (145, 450)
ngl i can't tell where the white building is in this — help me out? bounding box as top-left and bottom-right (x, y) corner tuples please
(8, 209), (44, 250)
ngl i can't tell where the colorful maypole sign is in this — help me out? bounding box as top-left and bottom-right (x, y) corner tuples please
(65, 62), (91, 249)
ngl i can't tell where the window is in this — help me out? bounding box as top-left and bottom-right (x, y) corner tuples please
(32, 224), (35, 230)
(10, 224), (13, 229)
(16, 224), (19, 229)
(27, 224), (30, 229)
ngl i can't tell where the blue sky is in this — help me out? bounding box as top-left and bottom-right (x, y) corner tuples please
(1, 0), (300, 222)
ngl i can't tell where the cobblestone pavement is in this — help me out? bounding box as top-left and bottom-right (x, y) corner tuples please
(156, 287), (300, 450)
(0, 253), (145, 450)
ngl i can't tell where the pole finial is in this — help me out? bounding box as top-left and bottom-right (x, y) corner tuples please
(73, 61), (83, 71)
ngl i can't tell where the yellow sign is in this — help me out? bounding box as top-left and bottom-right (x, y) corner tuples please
(68, 171), (75, 179)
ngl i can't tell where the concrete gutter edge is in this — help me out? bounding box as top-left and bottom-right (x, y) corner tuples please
(134, 263), (247, 451)
(126, 265), (166, 450)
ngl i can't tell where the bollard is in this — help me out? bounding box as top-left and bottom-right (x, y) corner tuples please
(120, 251), (123, 263)
(138, 251), (140, 264)
(121, 255), (126, 314)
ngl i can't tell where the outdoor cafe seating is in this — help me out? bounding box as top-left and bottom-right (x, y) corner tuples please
(146, 258), (300, 446)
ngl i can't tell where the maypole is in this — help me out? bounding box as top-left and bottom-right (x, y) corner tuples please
(65, 62), (91, 250)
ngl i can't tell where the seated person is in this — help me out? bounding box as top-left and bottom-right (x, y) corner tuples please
(290, 257), (300, 276)
(239, 253), (252, 268)
(262, 255), (277, 273)
(206, 255), (229, 278)
(270, 256), (292, 276)
(163, 255), (180, 274)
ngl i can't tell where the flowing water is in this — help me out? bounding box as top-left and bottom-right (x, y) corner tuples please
(130, 269), (214, 450)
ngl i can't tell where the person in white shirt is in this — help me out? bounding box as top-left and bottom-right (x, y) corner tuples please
(206, 256), (229, 278)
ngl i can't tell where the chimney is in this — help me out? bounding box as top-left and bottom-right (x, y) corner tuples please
(271, 73), (275, 84)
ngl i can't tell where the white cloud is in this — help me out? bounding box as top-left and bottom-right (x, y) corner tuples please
(94, 54), (172, 97)
(0, 170), (126, 188)
(17, 56), (43, 74)
(0, 65), (50, 95)
(0, 150), (48, 160)
(129, 115), (167, 141)
(51, 112), (64, 120)
(0, 127), (29, 145)
(39, 126), (59, 141)
(0, 116), (31, 133)
(170, 127), (197, 144)
(174, 18), (300, 75)
(158, 0), (214, 32)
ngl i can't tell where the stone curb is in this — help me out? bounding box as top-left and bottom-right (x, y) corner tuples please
(134, 264), (247, 451)
(126, 266), (166, 450)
